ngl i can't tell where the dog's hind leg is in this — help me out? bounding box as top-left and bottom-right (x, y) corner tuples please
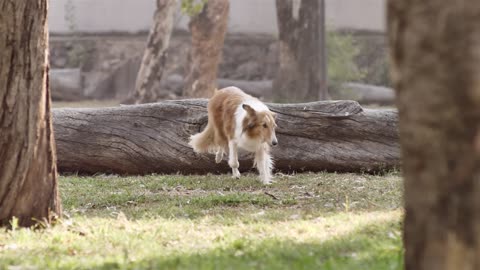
(228, 141), (241, 178)
(215, 148), (224, 163)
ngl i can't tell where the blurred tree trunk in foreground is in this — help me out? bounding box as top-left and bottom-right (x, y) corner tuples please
(128, 0), (177, 104)
(388, 0), (480, 269)
(0, 0), (61, 227)
(273, 0), (328, 102)
(183, 0), (229, 98)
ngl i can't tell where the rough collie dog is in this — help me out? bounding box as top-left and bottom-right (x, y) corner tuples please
(189, 86), (278, 184)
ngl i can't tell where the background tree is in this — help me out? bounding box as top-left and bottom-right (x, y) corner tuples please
(183, 0), (229, 98)
(127, 0), (177, 104)
(388, 0), (480, 269)
(273, 0), (328, 102)
(0, 0), (61, 227)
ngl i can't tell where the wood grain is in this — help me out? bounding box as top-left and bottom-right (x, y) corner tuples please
(53, 99), (399, 174)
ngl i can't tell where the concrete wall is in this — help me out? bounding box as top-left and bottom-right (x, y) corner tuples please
(49, 0), (385, 34)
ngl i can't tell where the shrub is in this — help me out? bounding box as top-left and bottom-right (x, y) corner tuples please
(327, 30), (366, 88)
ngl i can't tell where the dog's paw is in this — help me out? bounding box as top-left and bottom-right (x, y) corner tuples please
(232, 169), (241, 179)
(261, 177), (275, 185)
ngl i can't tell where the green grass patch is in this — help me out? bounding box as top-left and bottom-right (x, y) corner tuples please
(0, 172), (404, 269)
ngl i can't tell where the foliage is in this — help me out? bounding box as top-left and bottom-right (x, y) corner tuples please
(0, 172), (404, 269)
(327, 31), (366, 87)
(353, 34), (391, 87)
(367, 55), (391, 87)
(181, 0), (209, 17)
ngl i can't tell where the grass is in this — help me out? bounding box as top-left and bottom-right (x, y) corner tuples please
(0, 172), (404, 269)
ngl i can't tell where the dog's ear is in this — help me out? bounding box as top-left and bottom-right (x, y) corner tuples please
(242, 104), (256, 116)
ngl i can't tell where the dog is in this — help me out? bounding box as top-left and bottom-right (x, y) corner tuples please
(189, 86), (278, 184)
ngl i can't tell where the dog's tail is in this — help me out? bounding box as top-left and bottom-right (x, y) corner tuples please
(189, 122), (216, 154)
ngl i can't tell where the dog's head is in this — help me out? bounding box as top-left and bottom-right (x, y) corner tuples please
(242, 104), (278, 147)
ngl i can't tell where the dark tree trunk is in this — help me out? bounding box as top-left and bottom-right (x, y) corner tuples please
(0, 0), (61, 227)
(127, 0), (177, 104)
(53, 100), (399, 175)
(183, 0), (229, 98)
(273, 0), (328, 102)
(388, 0), (480, 269)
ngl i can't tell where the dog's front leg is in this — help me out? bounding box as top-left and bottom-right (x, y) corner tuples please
(228, 141), (241, 178)
(255, 146), (273, 184)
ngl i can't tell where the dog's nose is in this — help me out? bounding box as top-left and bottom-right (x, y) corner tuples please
(272, 140), (278, 146)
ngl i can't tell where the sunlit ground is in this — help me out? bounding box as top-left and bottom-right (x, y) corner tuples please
(0, 172), (404, 269)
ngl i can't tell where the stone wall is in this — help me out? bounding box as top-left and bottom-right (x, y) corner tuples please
(49, 31), (388, 101)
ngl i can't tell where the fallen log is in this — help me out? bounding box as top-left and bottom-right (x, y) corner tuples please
(161, 75), (394, 104)
(333, 83), (395, 106)
(53, 99), (399, 175)
(159, 75), (272, 99)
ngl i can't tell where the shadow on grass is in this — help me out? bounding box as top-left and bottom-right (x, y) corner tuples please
(98, 219), (404, 270)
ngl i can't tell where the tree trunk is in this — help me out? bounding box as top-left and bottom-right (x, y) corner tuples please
(0, 0), (61, 227)
(183, 0), (229, 98)
(53, 100), (399, 175)
(127, 0), (177, 104)
(388, 1), (480, 269)
(273, 0), (328, 103)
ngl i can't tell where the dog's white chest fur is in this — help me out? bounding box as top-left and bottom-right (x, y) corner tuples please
(233, 99), (268, 152)
(238, 135), (260, 152)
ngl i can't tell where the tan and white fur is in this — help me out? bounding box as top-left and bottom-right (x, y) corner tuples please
(189, 86), (278, 184)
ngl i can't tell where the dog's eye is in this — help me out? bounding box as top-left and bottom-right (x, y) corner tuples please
(263, 123), (267, 128)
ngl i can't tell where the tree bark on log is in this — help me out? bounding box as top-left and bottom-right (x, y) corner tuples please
(183, 0), (229, 98)
(127, 0), (177, 104)
(53, 100), (399, 175)
(388, 0), (480, 269)
(273, 0), (328, 102)
(0, 0), (61, 227)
